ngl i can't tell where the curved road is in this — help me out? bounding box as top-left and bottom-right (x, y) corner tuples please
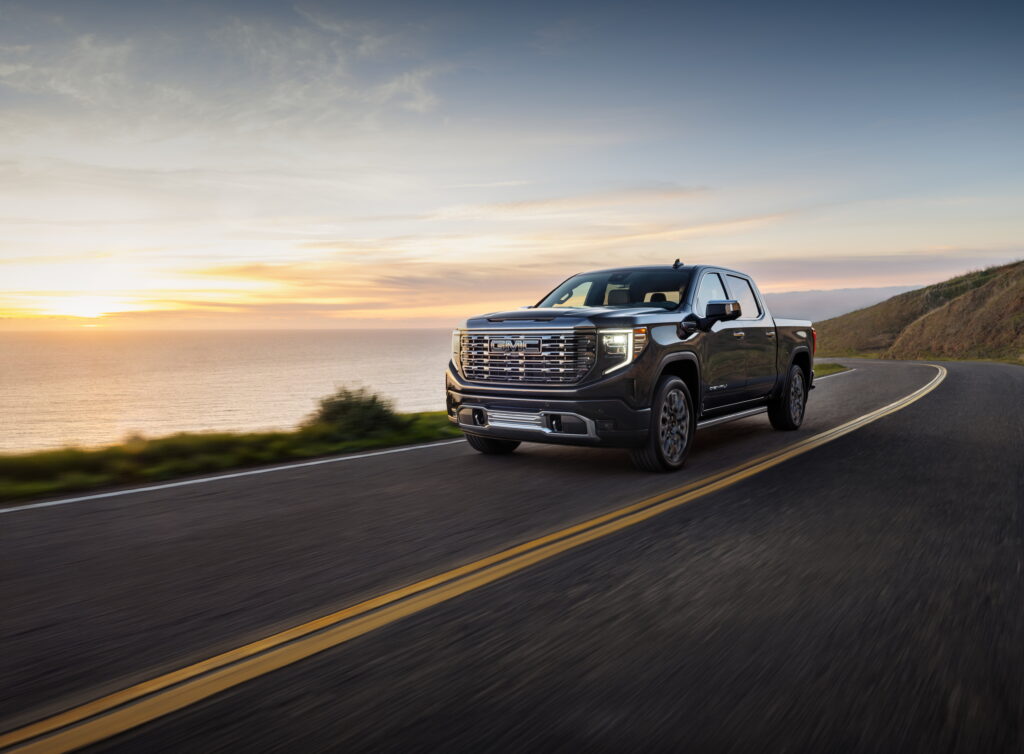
(1, 360), (1021, 751)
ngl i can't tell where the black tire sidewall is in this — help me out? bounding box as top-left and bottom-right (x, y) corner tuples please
(651, 376), (695, 470)
(788, 365), (806, 426)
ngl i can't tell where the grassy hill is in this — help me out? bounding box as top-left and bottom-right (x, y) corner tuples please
(816, 260), (1024, 363)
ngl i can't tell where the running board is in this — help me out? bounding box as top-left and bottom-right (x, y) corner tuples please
(696, 406), (767, 430)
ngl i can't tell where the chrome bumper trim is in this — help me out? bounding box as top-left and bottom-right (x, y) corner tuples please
(458, 405), (599, 440)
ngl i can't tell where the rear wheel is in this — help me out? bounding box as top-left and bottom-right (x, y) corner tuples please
(464, 433), (520, 454)
(768, 364), (807, 430)
(630, 376), (695, 472)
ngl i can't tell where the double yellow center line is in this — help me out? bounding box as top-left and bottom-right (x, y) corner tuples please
(1, 365), (946, 753)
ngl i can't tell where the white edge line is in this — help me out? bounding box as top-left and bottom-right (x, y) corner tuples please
(0, 439), (466, 515)
(0, 365), (866, 516)
(814, 367), (856, 381)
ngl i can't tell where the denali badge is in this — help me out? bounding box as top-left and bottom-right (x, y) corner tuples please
(489, 338), (540, 353)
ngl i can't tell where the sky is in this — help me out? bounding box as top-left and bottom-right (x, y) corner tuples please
(1, 0), (1022, 329)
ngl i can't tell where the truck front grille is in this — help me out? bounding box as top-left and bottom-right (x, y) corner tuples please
(459, 330), (597, 385)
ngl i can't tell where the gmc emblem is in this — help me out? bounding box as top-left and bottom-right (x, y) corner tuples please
(489, 338), (539, 353)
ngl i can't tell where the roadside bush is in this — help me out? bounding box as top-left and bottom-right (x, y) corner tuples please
(0, 391), (460, 504)
(304, 387), (410, 440)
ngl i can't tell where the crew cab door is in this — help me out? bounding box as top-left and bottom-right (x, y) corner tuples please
(692, 271), (748, 410)
(724, 273), (777, 400)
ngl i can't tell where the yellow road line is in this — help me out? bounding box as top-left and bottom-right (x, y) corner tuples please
(1, 365), (946, 753)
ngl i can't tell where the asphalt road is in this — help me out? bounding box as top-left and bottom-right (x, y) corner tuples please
(2, 360), (1022, 752)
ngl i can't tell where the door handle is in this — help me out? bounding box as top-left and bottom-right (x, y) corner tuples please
(766, 330), (776, 338)
(732, 331), (745, 338)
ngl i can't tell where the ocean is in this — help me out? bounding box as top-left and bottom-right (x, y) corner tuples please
(0, 330), (453, 453)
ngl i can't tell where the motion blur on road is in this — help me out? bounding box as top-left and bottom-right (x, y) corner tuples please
(2, 359), (1022, 752)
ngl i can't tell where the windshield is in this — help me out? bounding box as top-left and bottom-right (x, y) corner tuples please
(537, 269), (691, 310)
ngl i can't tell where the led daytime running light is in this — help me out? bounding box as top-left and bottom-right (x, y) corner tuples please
(601, 327), (648, 374)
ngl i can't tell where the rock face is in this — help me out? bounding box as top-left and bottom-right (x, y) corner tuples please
(815, 260), (1024, 363)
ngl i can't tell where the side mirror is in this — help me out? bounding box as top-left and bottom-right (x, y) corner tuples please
(679, 314), (699, 338)
(519, 305), (534, 309)
(702, 300), (741, 329)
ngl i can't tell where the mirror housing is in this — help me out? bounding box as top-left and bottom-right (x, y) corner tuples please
(679, 314), (700, 338)
(701, 300), (741, 329)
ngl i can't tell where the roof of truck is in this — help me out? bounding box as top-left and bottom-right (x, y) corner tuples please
(580, 264), (750, 277)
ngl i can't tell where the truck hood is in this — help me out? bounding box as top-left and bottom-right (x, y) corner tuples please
(463, 306), (665, 329)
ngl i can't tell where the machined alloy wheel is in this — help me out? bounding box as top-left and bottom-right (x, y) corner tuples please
(659, 387), (691, 466)
(631, 376), (695, 472)
(788, 369), (806, 425)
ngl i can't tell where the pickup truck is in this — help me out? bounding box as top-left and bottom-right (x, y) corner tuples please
(446, 263), (816, 471)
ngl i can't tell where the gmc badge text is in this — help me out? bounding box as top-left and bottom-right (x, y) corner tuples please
(446, 263), (816, 471)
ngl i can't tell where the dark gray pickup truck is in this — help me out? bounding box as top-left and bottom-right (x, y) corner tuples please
(446, 262), (815, 471)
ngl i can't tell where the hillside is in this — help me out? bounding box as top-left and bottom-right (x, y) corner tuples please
(816, 260), (1024, 363)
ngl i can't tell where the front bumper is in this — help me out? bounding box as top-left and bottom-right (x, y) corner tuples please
(446, 370), (650, 448)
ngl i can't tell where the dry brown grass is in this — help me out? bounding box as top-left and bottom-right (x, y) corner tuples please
(816, 260), (1024, 364)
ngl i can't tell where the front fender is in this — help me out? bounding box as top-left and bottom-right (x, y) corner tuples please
(647, 351), (702, 407)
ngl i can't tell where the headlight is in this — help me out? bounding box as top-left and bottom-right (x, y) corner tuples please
(451, 329), (462, 372)
(600, 327), (648, 374)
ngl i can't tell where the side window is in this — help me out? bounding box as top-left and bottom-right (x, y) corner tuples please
(726, 275), (762, 320)
(694, 273), (727, 317)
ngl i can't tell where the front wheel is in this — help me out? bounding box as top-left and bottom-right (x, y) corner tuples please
(464, 433), (520, 454)
(630, 376), (695, 472)
(768, 364), (807, 430)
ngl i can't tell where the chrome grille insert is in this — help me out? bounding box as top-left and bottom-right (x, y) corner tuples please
(459, 330), (596, 385)
(487, 409), (546, 426)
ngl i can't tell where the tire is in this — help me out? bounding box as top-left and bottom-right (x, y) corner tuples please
(768, 364), (807, 431)
(464, 433), (520, 454)
(630, 376), (695, 472)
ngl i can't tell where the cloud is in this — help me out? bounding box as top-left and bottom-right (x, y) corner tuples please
(738, 248), (1024, 290)
(0, 8), (445, 139)
(448, 180), (530, 189)
(428, 184), (708, 221)
(485, 184), (707, 213)
(291, 5), (397, 57)
(369, 67), (442, 112)
(0, 34), (136, 107)
(177, 242), (1024, 327)
(2, 6), (1020, 331)
(7, 243), (1019, 330)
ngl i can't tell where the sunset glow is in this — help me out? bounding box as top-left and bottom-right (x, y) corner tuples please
(41, 297), (130, 319)
(1, 1), (1021, 329)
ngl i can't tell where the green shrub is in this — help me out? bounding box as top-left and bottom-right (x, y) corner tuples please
(0, 389), (459, 504)
(304, 387), (410, 440)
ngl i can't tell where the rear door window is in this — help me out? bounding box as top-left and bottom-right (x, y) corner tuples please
(725, 275), (762, 320)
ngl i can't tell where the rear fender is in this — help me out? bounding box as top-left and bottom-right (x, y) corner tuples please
(772, 346), (812, 398)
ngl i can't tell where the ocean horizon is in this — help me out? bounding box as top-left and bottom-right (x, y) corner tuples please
(0, 329), (454, 453)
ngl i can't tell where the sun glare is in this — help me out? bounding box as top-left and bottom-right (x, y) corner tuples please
(46, 296), (126, 319)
